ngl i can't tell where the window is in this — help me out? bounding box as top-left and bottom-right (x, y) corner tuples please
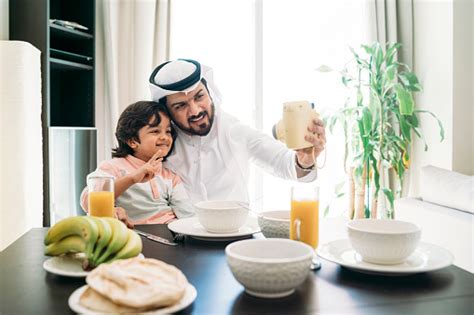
(170, 0), (368, 215)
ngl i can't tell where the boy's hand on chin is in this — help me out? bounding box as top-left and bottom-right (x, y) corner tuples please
(132, 150), (163, 183)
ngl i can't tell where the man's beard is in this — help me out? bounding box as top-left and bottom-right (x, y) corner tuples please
(172, 103), (215, 136)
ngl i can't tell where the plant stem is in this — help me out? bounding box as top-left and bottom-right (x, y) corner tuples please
(355, 164), (367, 219)
(348, 166), (355, 219)
(372, 93), (384, 219)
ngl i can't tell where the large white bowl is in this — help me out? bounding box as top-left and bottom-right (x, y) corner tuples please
(225, 239), (313, 298)
(194, 200), (248, 233)
(257, 210), (290, 238)
(347, 219), (421, 265)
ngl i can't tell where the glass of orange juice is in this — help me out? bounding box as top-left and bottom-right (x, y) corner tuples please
(290, 185), (320, 270)
(87, 175), (115, 217)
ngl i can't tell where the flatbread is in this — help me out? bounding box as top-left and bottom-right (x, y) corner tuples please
(85, 257), (188, 310)
(79, 286), (147, 313)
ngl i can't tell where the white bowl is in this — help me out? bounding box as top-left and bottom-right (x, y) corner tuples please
(225, 239), (313, 298)
(257, 210), (290, 238)
(194, 200), (248, 233)
(347, 219), (421, 265)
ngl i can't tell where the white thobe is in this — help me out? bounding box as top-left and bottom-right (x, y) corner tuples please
(164, 107), (317, 204)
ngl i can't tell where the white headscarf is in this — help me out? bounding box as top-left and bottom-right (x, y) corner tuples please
(149, 59), (222, 105)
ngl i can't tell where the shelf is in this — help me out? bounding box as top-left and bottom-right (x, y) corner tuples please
(49, 22), (93, 39)
(50, 48), (92, 63)
(50, 58), (93, 70)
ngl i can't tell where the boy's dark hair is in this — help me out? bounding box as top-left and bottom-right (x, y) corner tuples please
(112, 101), (177, 160)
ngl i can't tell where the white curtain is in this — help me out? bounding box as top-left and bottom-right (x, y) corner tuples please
(364, 0), (414, 60)
(95, 0), (171, 162)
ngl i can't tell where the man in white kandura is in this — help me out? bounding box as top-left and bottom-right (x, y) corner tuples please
(149, 59), (326, 204)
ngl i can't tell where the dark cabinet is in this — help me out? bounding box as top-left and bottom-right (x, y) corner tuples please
(10, 0), (96, 226)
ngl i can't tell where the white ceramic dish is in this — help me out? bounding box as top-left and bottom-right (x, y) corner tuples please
(318, 239), (453, 276)
(257, 210), (290, 238)
(195, 200), (249, 233)
(347, 219), (421, 264)
(43, 253), (144, 278)
(43, 253), (89, 277)
(168, 217), (260, 241)
(68, 283), (197, 314)
(226, 239), (313, 298)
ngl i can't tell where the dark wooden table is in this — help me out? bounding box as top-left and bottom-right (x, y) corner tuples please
(1, 225), (473, 315)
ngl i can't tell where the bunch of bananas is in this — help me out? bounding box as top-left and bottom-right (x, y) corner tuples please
(44, 216), (142, 269)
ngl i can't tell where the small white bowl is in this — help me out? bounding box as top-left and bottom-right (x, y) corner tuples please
(257, 210), (290, 238)
(194, 200), (248, 234)
(347, 219), (421, 265)
(226, 239), (313, 298)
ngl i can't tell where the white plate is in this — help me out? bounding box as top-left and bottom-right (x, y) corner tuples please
(168, 216), (260, 241)
(43, 253), (144, 278)
(317, 239), (453, 276)
(43, 253), (89, 277)
(68, 283), (197, 314)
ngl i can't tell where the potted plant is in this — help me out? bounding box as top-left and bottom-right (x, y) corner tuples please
(318, 42), (444, 219)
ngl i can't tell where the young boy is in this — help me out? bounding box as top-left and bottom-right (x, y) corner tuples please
(81, 101), (194, 226)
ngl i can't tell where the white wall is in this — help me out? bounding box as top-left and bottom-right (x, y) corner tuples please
(0, 0), (8, 40)
(0, 42), (43, 251)
(410, 0), (454, 196)
(410, 0), (473, 196)
(453, 0), (473, 175)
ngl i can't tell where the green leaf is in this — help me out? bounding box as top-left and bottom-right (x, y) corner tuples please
(406, 114), (419, 128)
(335, 181), (346, 193)
(374, 43), (384, 70)
(398, 72), (422, 92)
(357, 89), (363, 106)
(412, 127), (428, 151)
(362, 107), (373, 135)
(336, 192), (345, 198)
(385, 42), (402, 65)
(350, 47), (365, 67)
(328, 115), (338, 133)
(324, 205), (330, 217)
(357, 119), (368, 150)
(395, 83), (414, 115)
(316, 65), (333, 72)
(397, 159), (405, 191)
(395, 62), (411, 71)
(398, 115), (412, 142)
(386, 64), (397, 82)
(342, 76), (351, 87)
(368, 92), (381, 121)
(370, 154), (380, 193)
(382, 188), (395, 212)
(398, 158), (405, 176)
(415, 110), (445, 141)
(361, 44), (373, 55)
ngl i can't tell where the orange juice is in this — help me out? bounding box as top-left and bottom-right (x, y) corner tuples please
(89, 191), (114, 217)
(290, 200), (319, 248)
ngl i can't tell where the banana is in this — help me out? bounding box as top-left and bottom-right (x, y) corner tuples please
(95, 218), (129, 265)
(105, 229), (142, 264)
(88, 216), (113, 264)
(44, 235), (86, 256)
(44, 216), (99, 258)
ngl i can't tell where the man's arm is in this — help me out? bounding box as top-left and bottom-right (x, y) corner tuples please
(231, 122), (317, 181)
